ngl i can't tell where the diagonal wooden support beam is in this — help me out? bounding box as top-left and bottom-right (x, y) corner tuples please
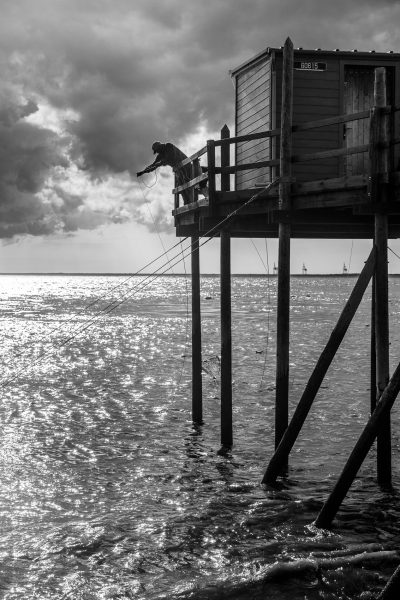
(315, 356), (400, 529)
(262, 247), (376, 485)
(376, 563), (400, 600)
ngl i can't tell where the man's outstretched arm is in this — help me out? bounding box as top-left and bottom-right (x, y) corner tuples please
(137, 158), (164, 177)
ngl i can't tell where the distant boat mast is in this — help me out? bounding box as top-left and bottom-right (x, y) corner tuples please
(302, 263), (307, 275)
(343, 262), (348, 275)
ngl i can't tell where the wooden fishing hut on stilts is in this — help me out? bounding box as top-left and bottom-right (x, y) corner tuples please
(171, 38), (400, 549)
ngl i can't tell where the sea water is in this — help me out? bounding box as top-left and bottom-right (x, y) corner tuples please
(0, 273), (400, 599)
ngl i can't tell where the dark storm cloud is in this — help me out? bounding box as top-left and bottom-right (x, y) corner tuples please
(1, 0), (400, 239)
(0, 87), (71, 237)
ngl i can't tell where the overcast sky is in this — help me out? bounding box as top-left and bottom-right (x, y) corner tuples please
(2, 0), (400, 274)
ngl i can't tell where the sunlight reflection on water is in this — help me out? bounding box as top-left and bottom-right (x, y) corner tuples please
(0, 275), (399, 599)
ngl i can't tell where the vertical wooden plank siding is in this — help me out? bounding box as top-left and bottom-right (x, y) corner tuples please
(233, 50), (400, 187)
(235, 58), (271, 189)
(191, 236), (203, 424)
(291, 57), (341, 182)
(344, 68), (375, 175)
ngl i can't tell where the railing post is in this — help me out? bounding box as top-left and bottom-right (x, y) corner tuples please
(370, 67), (391, 487)
(174, 172), (180, 211)
(191, 159), (200, 205)
(221, 124), (231, 192)
(275, 37), (293, 454)
(207, 139), (216, 214)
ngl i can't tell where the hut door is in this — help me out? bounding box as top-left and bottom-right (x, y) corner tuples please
(343, 67), (375, 175)
(343, 66), (393, 175)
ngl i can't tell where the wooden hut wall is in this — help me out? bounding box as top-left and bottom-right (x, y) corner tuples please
(278, 53), (400, 182)
(233, 49), (400, 190)
(286, 54), (341, 182)
(235, 57), (272, 190)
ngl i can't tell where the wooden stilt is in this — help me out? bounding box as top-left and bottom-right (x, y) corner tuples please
(191, 235), (203, 424)
(275, 37), (294, 451)
(220, 230), (232, 449)
(219, 124), (233, 451)
(370, 67), (391, 487)
(377, 563), (400, 600)
(275, 222), (291, 449)
(315, 358), (400, 529)
(263, 248), (376, 485)
(371, 273), (376, 414)
(375, 212), (391, 486)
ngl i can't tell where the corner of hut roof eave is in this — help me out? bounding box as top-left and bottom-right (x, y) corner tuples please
(229, 46), (277, 79)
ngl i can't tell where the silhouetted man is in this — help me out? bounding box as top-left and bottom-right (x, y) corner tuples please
(137, 141), (207, 204)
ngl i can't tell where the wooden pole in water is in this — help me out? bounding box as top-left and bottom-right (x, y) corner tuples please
(220, 124), (232, 449)
(263, 248), (376, 485)
(315, 358), (400, 529)
(371, 273), (377, 414)
(371, 67), (391, 487)
(275, 37), (293, 451)
(377, 563), (400, 600)
(375, 211), (391, 485)
(220, 230), (232, 449)
(191, 235), (203, 424)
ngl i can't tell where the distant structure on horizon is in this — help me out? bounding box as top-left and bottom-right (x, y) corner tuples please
(343, 262), (348, 275)
(302, 263), (308, 275)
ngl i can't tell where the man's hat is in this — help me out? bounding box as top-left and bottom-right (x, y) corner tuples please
(152, 141), (163, 154)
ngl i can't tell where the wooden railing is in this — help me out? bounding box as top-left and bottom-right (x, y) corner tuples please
(172, 146), (208, 210)
(172, 104), (400, 210)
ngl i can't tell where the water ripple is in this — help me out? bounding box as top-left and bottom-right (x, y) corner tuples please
(0, 275), (399, 599)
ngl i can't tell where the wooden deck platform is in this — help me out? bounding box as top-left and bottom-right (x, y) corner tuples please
(173, 172), (400, 238)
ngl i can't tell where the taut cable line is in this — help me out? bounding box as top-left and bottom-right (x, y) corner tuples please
(3, 236), (191, 364)
(0, 179), (280, 389)
(139, 177), (176, 274)
(388, 245), (400, 261)
(169, 238), (191, 401)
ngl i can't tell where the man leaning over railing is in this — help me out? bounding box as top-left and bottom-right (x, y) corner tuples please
(137, 141), (208, 205)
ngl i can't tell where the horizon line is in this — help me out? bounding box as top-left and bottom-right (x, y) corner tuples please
(1, 271), (399, 277)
